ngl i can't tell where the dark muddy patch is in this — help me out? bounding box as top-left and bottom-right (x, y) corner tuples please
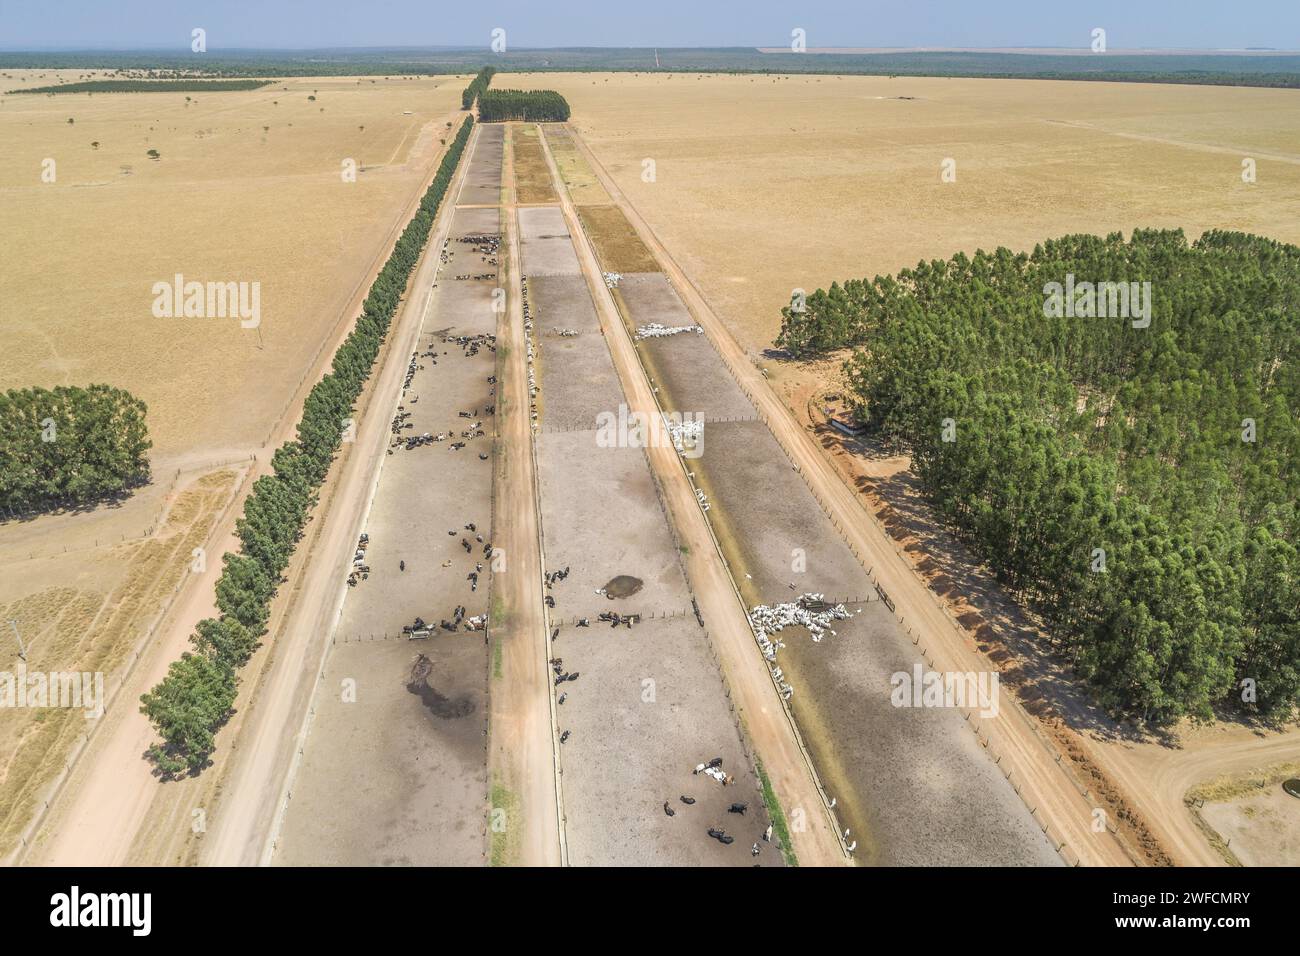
(406, 654), (476, 719)
(601, 575), (644, 599)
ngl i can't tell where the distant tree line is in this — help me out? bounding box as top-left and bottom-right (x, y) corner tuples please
(1, 385), (151, 515)
(461, 66), (495, 109)
(478, 89), (571, 122)
(138, 116), (475, 776)
(9, 79), (272, 94)
(783, 229), (1300, 725)
(3, 49), (1299, 89)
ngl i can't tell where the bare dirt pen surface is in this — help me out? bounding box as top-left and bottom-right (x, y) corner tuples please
(526, 217), (778, 865)
(1199, 786), (1300, 867)
(532, 275), (623, 431)
(777, 604), (1063, 866)
(517, 206), (580, 275)
(273, 636), (488, 866)
(273, 201), (499, 866)
(537, 436), (690, 620)
(458, 122), (503, 205)
(618, 273), (759, 423)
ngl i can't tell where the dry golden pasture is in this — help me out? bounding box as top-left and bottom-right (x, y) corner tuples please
(500, 72), (1300, 355)
(0, 70), (466, 461)
(0, 469), (238, 855)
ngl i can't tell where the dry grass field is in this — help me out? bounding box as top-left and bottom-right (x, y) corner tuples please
(544, 126), (609, 205)
(0, 69), (466, 462)
(0, 468), (238, 855)
(503, 72), (1300, 357)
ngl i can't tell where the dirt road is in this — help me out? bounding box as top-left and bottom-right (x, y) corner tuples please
(537, 128), (845, 867)
(21, 116), (468, 868)
(1092, 725), (1300, 866)
(566, 127), (1132, 868)
(486, 127), (563, 866)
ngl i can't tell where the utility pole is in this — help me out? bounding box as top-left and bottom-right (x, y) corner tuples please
(9, 619), (26, 661)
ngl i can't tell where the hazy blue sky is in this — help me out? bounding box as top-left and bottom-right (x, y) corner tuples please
(1, 0), (1297, 51)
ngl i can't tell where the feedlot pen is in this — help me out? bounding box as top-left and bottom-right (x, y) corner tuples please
(274, 131), (506, 866)
(618, 271), (1062, 866)
(519, 196), (781, 867)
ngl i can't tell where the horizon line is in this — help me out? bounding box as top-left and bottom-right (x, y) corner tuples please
(2, 43), (1299, 55)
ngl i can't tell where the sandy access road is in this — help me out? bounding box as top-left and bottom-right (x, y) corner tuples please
(536, 129), (845, 867)
(487, 128), (563, 866)
(1091, 725), (1300, 867)
(21, 118), (470, 868)
(565, 127), (1132, 868)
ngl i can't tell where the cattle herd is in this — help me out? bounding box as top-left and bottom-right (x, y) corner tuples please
(387, 333), (497, 458)
(347, 532), (371, 588)
(651, 756), (774, 858)
(400, 603), (485, 637)
(634, 322), (703, 339)
(521, 275), (540, 428)
(664, 417), (704, 456)
(748, 594), (855, 700)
